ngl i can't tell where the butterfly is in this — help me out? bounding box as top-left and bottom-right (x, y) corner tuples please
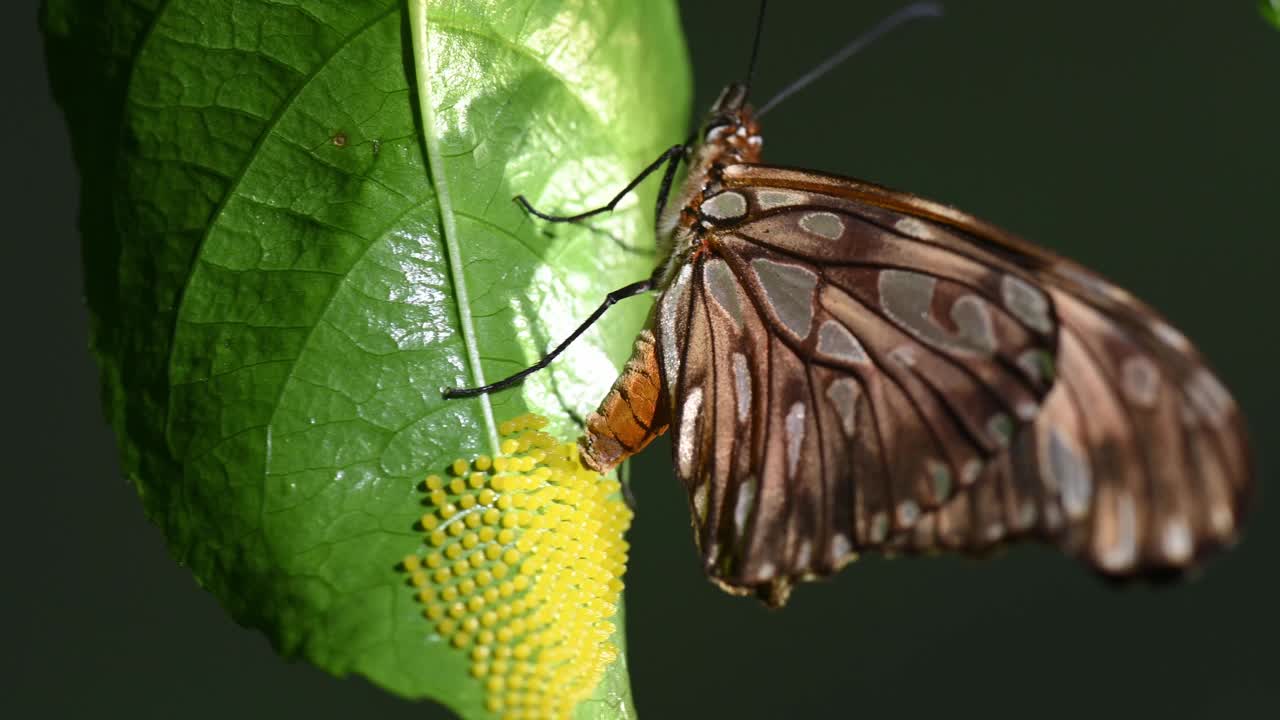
(448, 4), (1252, 608)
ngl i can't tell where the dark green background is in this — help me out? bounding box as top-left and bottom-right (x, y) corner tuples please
(9, 1), (1277, 717)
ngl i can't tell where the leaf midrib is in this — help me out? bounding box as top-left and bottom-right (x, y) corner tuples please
(410, 0), (500, 455)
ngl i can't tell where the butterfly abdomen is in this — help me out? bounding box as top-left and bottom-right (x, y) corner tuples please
(579, 328), (671, 474)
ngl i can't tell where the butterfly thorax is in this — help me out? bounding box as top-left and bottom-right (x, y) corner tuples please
(655, 83), (762, 289)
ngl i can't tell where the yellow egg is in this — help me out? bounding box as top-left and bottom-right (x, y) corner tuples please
(407, 413), (631, 720)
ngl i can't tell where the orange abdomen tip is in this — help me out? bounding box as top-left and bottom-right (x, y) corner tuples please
(579, 329), (670, 473)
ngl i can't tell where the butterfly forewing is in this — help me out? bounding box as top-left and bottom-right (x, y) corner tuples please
(714, 165), (1250, 581)
(578, 95), (1250, 607)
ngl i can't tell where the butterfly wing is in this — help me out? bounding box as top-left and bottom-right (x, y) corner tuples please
(579, 162), (1250, 606)
(657, 166), (1068, 605)
(732, 163), (1249, 571)
(714, 164), (1250, 587)
(891, 266), (1250, 574)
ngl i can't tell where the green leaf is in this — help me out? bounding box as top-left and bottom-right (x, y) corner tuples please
(42, 0), (690, 717)
(1264, 0), (1280, 30)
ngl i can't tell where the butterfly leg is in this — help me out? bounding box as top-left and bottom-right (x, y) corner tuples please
(619, 460), (638, 511)
(442, 279), (654, 399)
(514, 144), (686, 227)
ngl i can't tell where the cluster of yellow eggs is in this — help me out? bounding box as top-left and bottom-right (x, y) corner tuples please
(401, 414), (633, 719)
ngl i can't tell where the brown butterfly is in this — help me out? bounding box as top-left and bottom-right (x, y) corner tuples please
(448, 3), (1251, 607)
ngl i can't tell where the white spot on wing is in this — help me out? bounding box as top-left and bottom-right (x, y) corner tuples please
(659, 265), (693, 395)
(879, 270), (996, 356)
(1210, 504), (1235, 536)
(889, 345), (917, 367)
(897, 500), (920, 528)
(1047, 427), (1092, 519)
(1163, 518), (1193, 562)
(817, 320), (869, 365)
(750, 258), (818, 338)
(1122, 355), (1160, 407)
(951, 295), (997, 354)
(732, 353), (752, 423)
(1001, 274), (1053, 334)
(701, 191), (747, 220)
(1016, 500), (1037, 530)
(1043, 503), (1063, 532)
(926, 459), (952, 501)
(692, 482), (709, 523)
(893, 216), (933, 239)
(1151, 320), (1191, 351)
(756, 189), (806, 210)
(1057, 264), (1126, 301)
(825, 378), (861, 437)
(785, 401), (806, 479)
(734, 476), (757, 534)
(799, 211), (844, 239)
(1099, 491), (1138, 572)
(831, 533), (853, 562)
(677, 386), (703, 478)
(795, 539), (813, 569)
(987, 413), (1013, 448)
(1185, 368), (1233, 427)
(703, 258), (744, 329)
(869, 513), (890, 543)
(1017, 348), (1054, 386)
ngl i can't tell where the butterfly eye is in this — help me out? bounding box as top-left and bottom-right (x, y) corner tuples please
(702, 116), (736, 141)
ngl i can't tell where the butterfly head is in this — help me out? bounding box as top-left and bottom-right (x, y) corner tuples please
(700, 82), (763, 164)
(654, 83), (764, 279)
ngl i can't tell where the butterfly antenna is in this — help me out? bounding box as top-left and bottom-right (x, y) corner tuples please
(741, 0), (768, 107)
(755, 1), (944, 118)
